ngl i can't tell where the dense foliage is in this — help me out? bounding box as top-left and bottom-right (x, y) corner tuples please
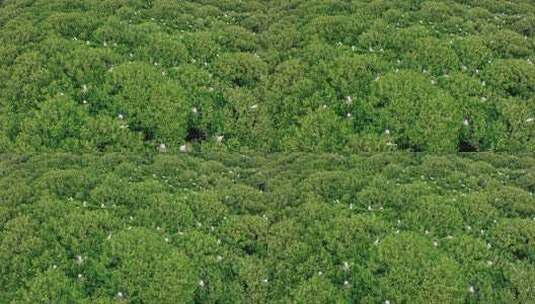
(1, 0), (534, 302)
(0, 0), (534, 153)
(1, 153), (534, 303)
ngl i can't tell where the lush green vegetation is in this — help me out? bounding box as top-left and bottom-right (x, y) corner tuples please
(0, 0), (533, 153)
(1, 153), (534, 303)
(1, 0), (534, 302)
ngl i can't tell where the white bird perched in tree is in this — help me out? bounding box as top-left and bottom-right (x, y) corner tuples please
(199, 280), (205, 287)
(157, 143), (167, 153)
(215, 135), (224, 144)
(81, 84), (88, 93)
(179, 144), (189, 153)
(468, 286), (475, 294)
(526, 118), (534, 123)
(463, 119), (470, 126)
(385, 129), (390, 135)
(250, 104), (258, 109)
(345, 96), (353, 105)
(343, 261), (350, 271)
(117, 292), (124, 299)
(385, 300), (391, 304)
(192, 107), (198, 114)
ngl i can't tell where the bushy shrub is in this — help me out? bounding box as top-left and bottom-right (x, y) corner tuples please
(213, 52), (267, 87)
(290, 276), (345, 303)
(99, 228), (197, 303)
(452, 36), (493, 69)
(496, 96), (535, 151)
(370, 71), (463, 151)
(405, 37), (460, 75)
(403, 195), (464, 236)
(15, 96), (89, 151)
(372, 232), (466, 303)
(504, 261), (535, 302)
(486, 30), (531, 58)
(303, 15), (366, 45)
(491, 219), (535, 262)
(137, 33), (189, 67)
(484, 59), (535, 98)
(12, 269), (85, 303)
(215, 25), (258, 52)
(220, 215), (268, 255)
(105, 62), (191, 146)
(282, 107), (352, 152)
